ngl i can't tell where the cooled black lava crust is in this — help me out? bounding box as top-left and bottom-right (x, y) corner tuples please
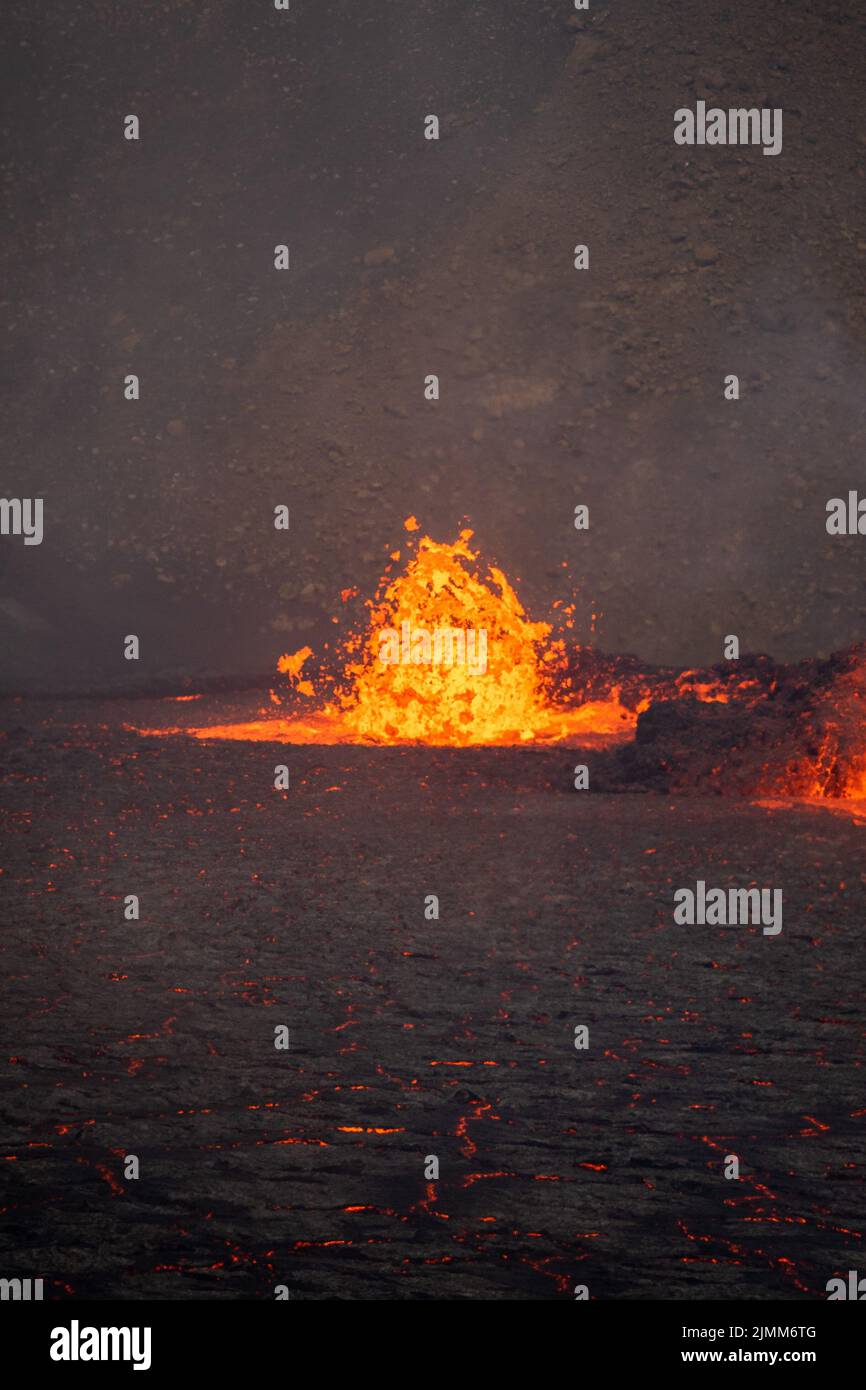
(2, 709), (863, 1299)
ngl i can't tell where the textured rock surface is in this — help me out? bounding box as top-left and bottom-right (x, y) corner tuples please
(2, 711), (864, 1299)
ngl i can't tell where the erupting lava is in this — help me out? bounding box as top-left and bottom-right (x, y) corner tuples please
(176, 520), (638, 747)
(140, 519), (866, 805)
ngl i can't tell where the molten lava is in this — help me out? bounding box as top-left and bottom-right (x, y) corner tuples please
(138, 520), (866, 804)
(161, 521), (640, 746)
(299, 525), (638, 745)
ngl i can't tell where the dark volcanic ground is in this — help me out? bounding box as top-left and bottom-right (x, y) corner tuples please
(2, 701), (865, 1300)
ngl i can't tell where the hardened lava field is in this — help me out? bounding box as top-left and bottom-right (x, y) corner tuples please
(1, 707), (864, 1300)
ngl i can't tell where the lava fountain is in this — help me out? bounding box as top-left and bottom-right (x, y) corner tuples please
(139, 519), (866, 806)
(147, 518), (640, 747)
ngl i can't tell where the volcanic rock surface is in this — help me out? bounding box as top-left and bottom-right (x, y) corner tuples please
(2, 703), (864, 1300)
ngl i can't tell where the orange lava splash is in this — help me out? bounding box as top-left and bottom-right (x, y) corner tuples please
(308, 526), (634, 745)
(152, 522), (641, 746)
(844, 765), (866, 798)
(791, 654), (866, 804)
(136, 521), (866, 788)
(801, 742), (866, 804)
